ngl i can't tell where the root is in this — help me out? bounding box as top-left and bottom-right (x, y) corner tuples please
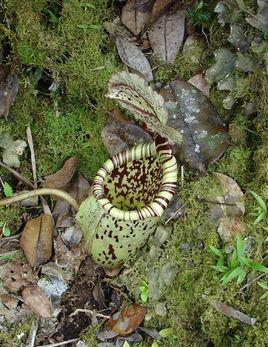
(0, 188), (80, 211)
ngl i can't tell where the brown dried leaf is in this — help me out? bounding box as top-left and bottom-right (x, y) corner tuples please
(43, 156), (78, 189)
(106, 304), (147, 336)
(68, 172), (91, 204)
(121, 0), (154, 36)
(0, 66), (18, 120)
(188, 73), (209, 97)
(2, 261), (38, 293)
(20, 214), (53, 267)
(22, 285), (52, 318)
(107, 108), (135, 124)
(150, 0), (173, 24)
(149, 8), (185, 63)
(101, 119), (152, 157)
(116, 37), (153, 82)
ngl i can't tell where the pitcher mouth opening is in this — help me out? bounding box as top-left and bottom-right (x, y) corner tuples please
(93, 141), (177, 221)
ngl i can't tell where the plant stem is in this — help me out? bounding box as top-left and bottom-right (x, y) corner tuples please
(0, 188), (80, 211)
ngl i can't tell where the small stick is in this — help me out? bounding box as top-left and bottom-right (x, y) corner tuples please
(26, 127), (37, 188)
(25, 319), (38, 347)
(69, 308), (111, 320)
(180, 165), (184, 188)
(238, 273), (265, 294)
(36, 338), (79, 347)
(164, 201), (189, 225)
(0, 161), (35, 189)
(198, 198), (236, 207)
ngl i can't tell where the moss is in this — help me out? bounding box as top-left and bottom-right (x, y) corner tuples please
(80, 325), (99, 347)
(0, 316), (34, 347)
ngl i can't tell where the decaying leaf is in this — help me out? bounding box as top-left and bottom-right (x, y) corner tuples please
(0, 66), (18, 120)
(188, 73), (209, 97)
(150, 0), (173, 24)
(206, 49), (236, 84)
(207, 173), (245, 241)
(101, 118), (152, 156)
(106, 304), (147, 336)
(246, 0), (268, 34)
(160, 80), (229, 172)
(0, 131), (27, 167)
(214, 2), (231, 26)
(227, 25), (249, 52)
(20, 214), (53, 267)
(43, 156), (78, 189)
(22, 285), (52, 318)
(107, 71), (182, 143)
(204, 296), (257, 325)
(2, 261), (38, 293)
(116, 37), (153, 82)
(148, 8), (185, 63)
(121, 0), (154, 36)
(235, 52), (258, 72)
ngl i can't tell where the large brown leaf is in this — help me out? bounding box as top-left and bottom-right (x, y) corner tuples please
(121, 0), (154, 36)
(116, 37), (153, 82)
(43, 156), (78, 189)
(20, 214), (53, 267)
(106, 304), (147, 336)
(101, 118), (152, 156)
(148, 8), (185, 63)
(22, 285), (52, 318)
(160, 80), (229, 172)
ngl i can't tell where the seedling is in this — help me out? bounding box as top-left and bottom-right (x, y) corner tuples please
(187, 0), (210, 26)
(0, 179), (13, 197)
(210, 235), (268, 285)
(250, 191), (268, 225)
(258, 282), (268, 300)
(1, 223), (11, 237)
(139, 280), (149, 303)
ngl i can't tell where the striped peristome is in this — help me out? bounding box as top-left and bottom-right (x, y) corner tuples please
(93, 133), (177, 221)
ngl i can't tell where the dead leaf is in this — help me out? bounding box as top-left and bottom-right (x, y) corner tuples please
(106, 304), (147, 336)
(206, 49), (236, 84)
(188, 73), (209, 97)
(43, 156), (78, 189)
(116, 37), (153, 82)
(2, 261), (38, 293)
(107, 108), (135, 124)
(207, 173), (245, 241)
(246, 0), (268, 34)
(68, 172), (91, 203)
(148, 8), (185, 63)
(204, 296), (257, 325)
(22, 285), (52, 318)
(0, 66), (18, 120)
(160, 80), (229, 172)
(20, 214), (53, 267)
(101, 118), (152, 156)
(150, 0), (173, 24)
(121, 0), (154, 36)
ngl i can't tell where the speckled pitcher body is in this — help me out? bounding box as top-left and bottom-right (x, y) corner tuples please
(77, 134), (177, 268)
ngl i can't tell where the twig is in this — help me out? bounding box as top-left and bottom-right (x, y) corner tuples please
(26, 127), (37, 188)
(25, 319), (38, 347)
(164, 201), (189, 225)
(36, 338), (79, 347)
(0, 161), (35, 189)
(238, 273), (265, 294)
(198, 198), (236, 207)
(69, 308), (111, 320)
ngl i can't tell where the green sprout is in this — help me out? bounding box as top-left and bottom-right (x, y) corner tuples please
(210, 235), (268, 285)
(1, 180), (13, 197)
(139, 280), (149, 303)
(258, 282), (268, 300)
(250, 191), (268, 225)
(186, 0), (210, 26)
